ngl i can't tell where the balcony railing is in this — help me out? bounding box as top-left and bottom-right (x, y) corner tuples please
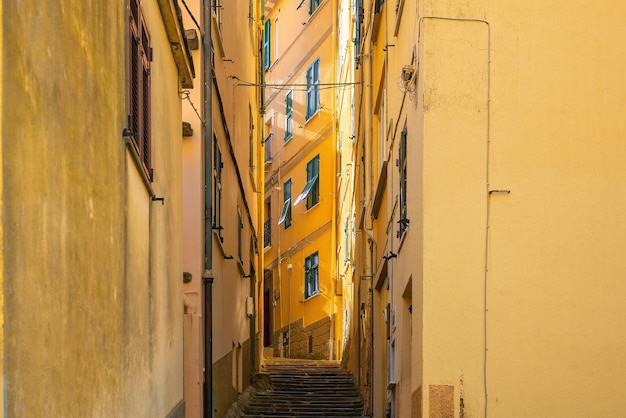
(264, 218), (271, 248)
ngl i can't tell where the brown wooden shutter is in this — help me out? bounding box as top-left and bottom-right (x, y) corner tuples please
(129, 0), (140, 154)
(127, 0), (152, 181)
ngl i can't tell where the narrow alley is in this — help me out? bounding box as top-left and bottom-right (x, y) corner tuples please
(4, 0), (626, 417)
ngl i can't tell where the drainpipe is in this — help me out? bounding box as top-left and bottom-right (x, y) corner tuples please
(202, 1), (213, 417)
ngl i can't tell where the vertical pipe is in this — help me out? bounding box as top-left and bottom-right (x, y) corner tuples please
(202, 1), (213, 417)
(202, 277), (213, 418)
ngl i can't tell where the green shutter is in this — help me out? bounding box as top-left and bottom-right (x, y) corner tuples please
(264, 20), (271, 70)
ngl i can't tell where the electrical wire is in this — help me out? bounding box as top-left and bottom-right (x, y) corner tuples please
(179, 90), (204, 125)
(230, 76), (361, 92)
(179, 0), (203, 36)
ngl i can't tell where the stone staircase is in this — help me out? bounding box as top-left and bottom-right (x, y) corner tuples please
(239, 357), (363, 417)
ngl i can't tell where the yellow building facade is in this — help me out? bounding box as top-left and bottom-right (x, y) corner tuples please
(181, 1), (264, 417)
(350, 0), (626, 417)
(262, 0), (342, 360)
(2, 0), (193, 416)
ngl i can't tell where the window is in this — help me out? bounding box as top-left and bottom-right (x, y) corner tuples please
(398, 124), (408, 238)
(264, 133), (273, 163)
(213, 135), (223, 242)
(305, 155), (320, 208)
(264, 199), (271, 248)
(354, 0), (363, 68)
(285, 91), (293, 141)
(375, 0), (386, 14)
(309, 0), (322, 15)
(294, 154), (319, 208)
(388, 337), (396, 384)
(263, 19), (271, 70)
(306, 59), (320, 120)
(127, 0), (152, 181)
(278, 179), (292, 229)
(305, 251), (319, 298)
(309, 0), (321, 15)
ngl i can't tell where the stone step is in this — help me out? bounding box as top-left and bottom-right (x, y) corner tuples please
(247, 396), (362, 403)
(239, 358), (363, 417)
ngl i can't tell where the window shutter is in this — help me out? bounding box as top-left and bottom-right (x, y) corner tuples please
(127, 0), (152, 181)
(311, 60), (320, 115)
(306, 65), (313, 119)
(129, 1), (140, 153)
(285, 91), (293, 140)
(264, 20), (271, 70)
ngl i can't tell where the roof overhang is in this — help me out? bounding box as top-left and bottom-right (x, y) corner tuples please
(157, 0), (195, 88)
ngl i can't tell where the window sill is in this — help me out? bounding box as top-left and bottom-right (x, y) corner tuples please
(307, 0), (327, 20)
(304, 291), (321, 301)
(212, 14), (225, 58)
(304, 200), (320, 213)
(305, 108), (322, 123)
(213, 229), (226, 255)
(125, 138), (154, 197)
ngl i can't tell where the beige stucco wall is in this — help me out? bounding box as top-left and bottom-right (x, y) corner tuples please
(2, 1), (184, 416)
(417, 1), (626, 416)
(353, 0), (626, 416)
(420, 16), (488, 417)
